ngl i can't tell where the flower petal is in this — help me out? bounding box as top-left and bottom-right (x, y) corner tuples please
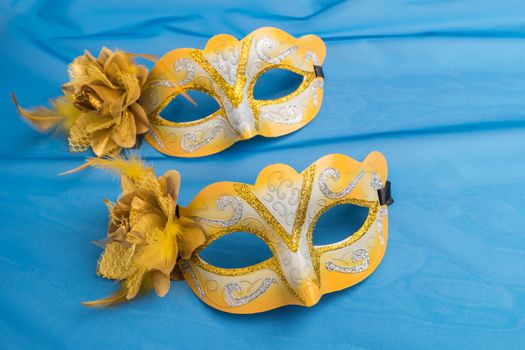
(152, 270), (171, 297)
(112, 110), (137, 148)
(177, 218), (206, 259)
(91, 129), (119, 157)
(134, 226), (178, 275)
(159, 170), (181, 202)
(129, 212), (165, 239)
(125, 268), (147, 300)
(97, 242), (134, 280)
(97, 47), (113, 65)
(129, 103), (150, 134)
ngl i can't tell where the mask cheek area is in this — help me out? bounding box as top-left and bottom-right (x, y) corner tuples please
(253, 69), (324, 136)
(143, 90), (240, 157)
(158, 90), (220, 124)
(252, 68), (304, 101)
(182, 232), (299, 313)
(313, 201), (388, 295)
(197, 231), (273, 268)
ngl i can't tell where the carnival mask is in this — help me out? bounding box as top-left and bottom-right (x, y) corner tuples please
(13, 27), (325, 159)
(142, 27), (326, 156)
(86, 151), (393, 313)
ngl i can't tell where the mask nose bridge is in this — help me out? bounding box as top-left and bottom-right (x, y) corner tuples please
(276, 243), (321, 306)
(220, 78), (257, 140)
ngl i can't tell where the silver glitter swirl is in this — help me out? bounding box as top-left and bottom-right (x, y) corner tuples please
(318, 169), (365, 199)
(179, 261), (205, 298)
(261, 105), (303, 125)
(207, 45), (240, 85)
(305, 51), (319, 65)
(150, 80), (177, 88)
(311, 79), (324, 107)
(377, 207), (387, 245)
(370, 173), (384, 190)
(326, 249), (370, 274)
(192, 195), (243, 228)
(255, 37), (297, 64)
(149, 59), (195, 88)
(224, 278), (276, 307)
(181, 125), (223, 152)
(174, 58), (195, 86)
(148, 129), (165, 149)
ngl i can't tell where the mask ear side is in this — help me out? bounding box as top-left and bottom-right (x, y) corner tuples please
(301, 34), (327, 64)
(364, 151), (388, 182)
(203, 33), (238, 53)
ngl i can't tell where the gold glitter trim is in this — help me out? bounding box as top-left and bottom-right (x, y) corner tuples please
(233, 166), (315, 254)
(147, 76), (226, 128)
(307, 199), (379, 284)
(233, 183), (291, 247)
(247, 63), (316, 129)
(190, 38), (250, 108)
(191, 224), (303, 303)
(233, 183), (308, 252)
(292, 165), (315, 240)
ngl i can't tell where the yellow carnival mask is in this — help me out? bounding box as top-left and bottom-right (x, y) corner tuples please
(85, 152), (393, 314)
(141, 27), (326, 157)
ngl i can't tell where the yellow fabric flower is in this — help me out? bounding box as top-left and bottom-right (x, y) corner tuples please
(82, 156), (205, 307)
(13, 48), (151, 156)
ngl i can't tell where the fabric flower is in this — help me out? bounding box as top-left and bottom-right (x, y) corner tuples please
(82, 156), (205, 307)
(13, 48), (151, 156)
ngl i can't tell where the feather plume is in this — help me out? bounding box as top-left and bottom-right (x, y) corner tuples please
(82, 288), (128, 308)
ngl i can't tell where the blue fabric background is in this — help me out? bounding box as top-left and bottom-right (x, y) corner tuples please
(1, 1), (524, 348)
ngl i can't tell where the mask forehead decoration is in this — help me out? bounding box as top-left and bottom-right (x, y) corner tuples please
(142, 27), (326, 157)
(179, 151), (393, 313)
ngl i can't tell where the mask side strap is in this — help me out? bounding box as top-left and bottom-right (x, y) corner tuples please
(378, 181), (394, 206)
(313, 65), (324, 78)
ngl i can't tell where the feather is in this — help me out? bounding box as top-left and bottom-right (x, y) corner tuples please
(89, 154), (150, 180)
(82, 288), (128, 308)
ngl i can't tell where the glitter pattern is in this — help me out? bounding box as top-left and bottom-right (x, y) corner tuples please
(180, 260), (205, 298)
(149, 58), (195, 88)
(261, 104), (304, 124)
(174, 58), (196, 86)
(206, 45), (240, 85)
(150, 80), (177, 88)
(192, 195), (243, 227)
(181, 124), (224, 152)
(370, 173), (384, 190)
(311, 79), (324, 107)
(318, 169), (365, 199)
(325, 249), (370, 274)
(305, 51), (319, 65)
(148, 129), (165, 149)
(377, 207), (387, 245)
(224, 278), (276, 307)
(255, 37), (297, 64)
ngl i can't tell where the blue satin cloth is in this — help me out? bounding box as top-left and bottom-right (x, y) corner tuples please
(1, 1), (525, 349)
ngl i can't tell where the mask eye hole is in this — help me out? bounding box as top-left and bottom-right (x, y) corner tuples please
(312, 204), (370, 246)
(160, 90), (220, 123)
(253, 68), (303, 100)
(198, 232), (272, 268)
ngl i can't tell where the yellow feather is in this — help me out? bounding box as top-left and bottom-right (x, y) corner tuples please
(89, 154), (151, 180)
(82, 288), (128, 308)
(11, 92), (79, 132)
